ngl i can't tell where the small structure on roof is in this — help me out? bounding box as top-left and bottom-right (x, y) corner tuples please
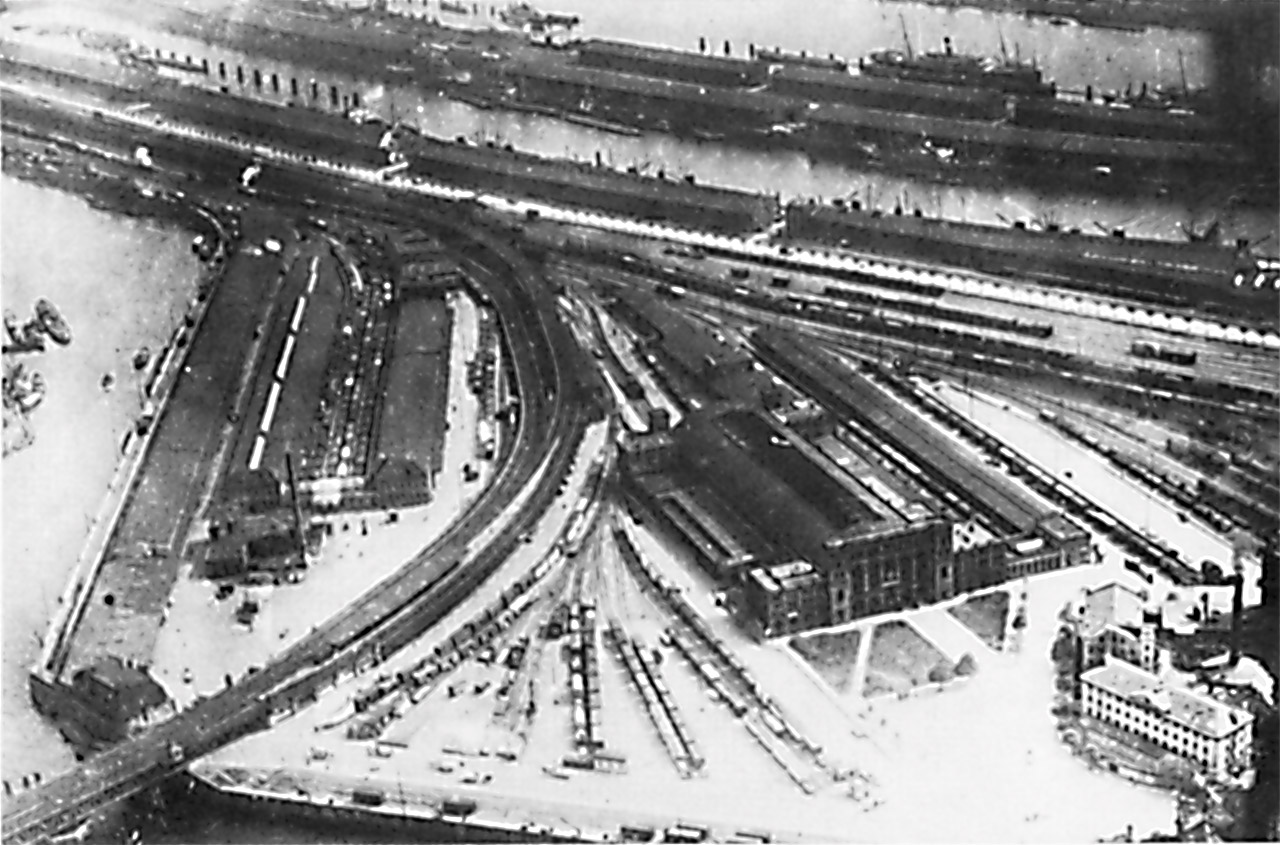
(1080, 655), (1255, 784)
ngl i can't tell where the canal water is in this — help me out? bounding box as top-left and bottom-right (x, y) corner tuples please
(10, 0), (1276, 245)
(0, 176), (203, 787)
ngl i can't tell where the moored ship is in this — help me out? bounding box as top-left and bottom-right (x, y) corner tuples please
(36, 298), (72, 345)
(3, 360), (46, 414)
(3, 309), (45, 354)
(859, 36), (1051, 96)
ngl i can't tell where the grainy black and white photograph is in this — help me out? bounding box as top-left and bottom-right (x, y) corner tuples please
(1, 0), (1277, 841)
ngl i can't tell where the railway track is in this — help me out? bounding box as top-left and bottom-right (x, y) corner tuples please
(556, 255), (1278, 422)
(0, 164), (596, 843)
(817, 340), (1280, 540)
(608, 514), (835, 793)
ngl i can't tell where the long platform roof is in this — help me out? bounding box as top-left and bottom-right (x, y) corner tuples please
(754, 330), (1048, 535)
(579, 39), (764, 77)
(771, 64), (1004, 107)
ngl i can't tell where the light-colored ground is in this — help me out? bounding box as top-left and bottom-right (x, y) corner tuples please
(149, 291), (489, 706)
(202, 493), (1177, 841)
(1, 176), (206, 781)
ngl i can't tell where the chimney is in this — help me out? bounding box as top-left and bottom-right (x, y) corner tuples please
(286, 452), (307, 563)
(1139, 608), (1159, 673)
(1229, 554), (1244, 666)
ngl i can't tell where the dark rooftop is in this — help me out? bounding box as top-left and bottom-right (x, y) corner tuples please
(614, 291), (751, 383)
(754, 330), (1050, 535)
(72, 657), (170, 718)
(715, 410), (883, 531)
(508, 60), (785, 115)
(578, 39), (766, 82)
(671, 410), (889, 558)
(810, 101), (1242, 162)
(405, 132), (773, 214)
(771, 64), (1004, 108)
(790, 203), (1242, 274)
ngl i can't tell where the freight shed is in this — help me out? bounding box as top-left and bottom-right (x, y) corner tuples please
(401, 135), (777, 234)
(1, 41), (153, 94)
(752, 331), (1049, 537)
(754, 47), (849, 73)
(576, 39), (769, 88)
(619, 430), (779, 576)
(782, 202), (1251, 296)
(805, 101), (1247, 170)
(1011, 97), (1224, 143)
(142, 86), (390, 167)
(768, 64), (1007, 121)
(154, 1), (424, 60)
(123, 3), (449, 93)
(507, 61), (795, 130)
(670, 410), (899, 562)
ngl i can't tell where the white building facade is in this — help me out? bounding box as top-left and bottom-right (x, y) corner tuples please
(1081, 656), (1254, 783)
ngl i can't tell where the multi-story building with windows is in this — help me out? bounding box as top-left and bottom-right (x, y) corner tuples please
(1081, 656), (1255, 783)
(1065, 581), (1211, 671)
(743, 561), (828, 638)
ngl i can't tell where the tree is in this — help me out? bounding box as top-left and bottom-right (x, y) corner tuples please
(928, 660), (956, 684)
(1050, 628), (1076, 666)
(955, 653), (978, 676)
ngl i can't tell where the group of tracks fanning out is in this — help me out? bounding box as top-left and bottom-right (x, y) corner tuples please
(0, 99), (603, 844)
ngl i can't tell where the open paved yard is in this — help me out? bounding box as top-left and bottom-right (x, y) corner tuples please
(202, 541), (1177, 841)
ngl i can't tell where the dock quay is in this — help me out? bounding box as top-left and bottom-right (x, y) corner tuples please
(29, 195), (248, 753)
